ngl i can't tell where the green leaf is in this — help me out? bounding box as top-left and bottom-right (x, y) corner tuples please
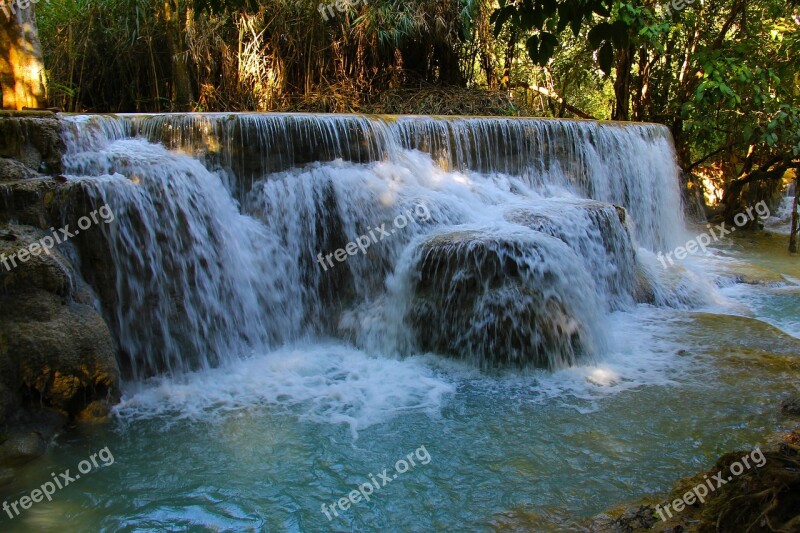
(539, 31), (558, 62)
(588, 22), (611, 49)
(598, 41), (614, 74)
(526, 35), (540, 64)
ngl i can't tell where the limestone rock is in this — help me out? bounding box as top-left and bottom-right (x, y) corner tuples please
(505, 200), (639, 308)
(0, 226), (119, 424)
(0, 225), (73, 296)
(77, 400), (112, 421)
(0, 113), (64, 175)
(0, 176), (61, 227)
(0, 289), (119, 416)
(0, 157), (41, 182)
(407, 230), (594, 369)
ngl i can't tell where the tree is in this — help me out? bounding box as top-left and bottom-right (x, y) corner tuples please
(0, 3), (48, 109)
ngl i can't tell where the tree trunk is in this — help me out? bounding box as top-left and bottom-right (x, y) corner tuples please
(0, 5), (47, 109)
(500, 31), (517, 91)
(790, 176), (799, 254)
(164, 0), (192, 110)
(612, 45), (634, 121)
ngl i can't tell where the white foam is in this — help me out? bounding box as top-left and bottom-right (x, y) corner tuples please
(764, 196), (795, 234)
(373, 306), (699, 415)
(525, 308), (695, 407)
(112, 343), (456, 437)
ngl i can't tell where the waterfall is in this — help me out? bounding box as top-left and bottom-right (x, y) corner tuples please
(59, 113), (692, 377)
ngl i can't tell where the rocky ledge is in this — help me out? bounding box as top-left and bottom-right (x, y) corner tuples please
(584, 427), (800, 533)
(0, 112), (120, 487)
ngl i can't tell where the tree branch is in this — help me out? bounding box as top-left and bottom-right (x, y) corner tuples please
(685, 142), (740, 172)
(523, 85), (596, 120)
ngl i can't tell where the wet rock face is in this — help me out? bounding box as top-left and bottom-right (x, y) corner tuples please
(0, 226), (120, 422)
(504, 201), (640, 309)
(0, 113), (120, 442)
(407, 231), (592, 369)
(0, 112), (64, 176)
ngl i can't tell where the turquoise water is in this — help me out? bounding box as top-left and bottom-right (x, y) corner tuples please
(2, 251), (798, 532)
(3, 115), (798, 532)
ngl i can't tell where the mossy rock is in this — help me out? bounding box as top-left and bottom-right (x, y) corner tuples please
(665, 446), (800, 533)
(0, 225), (119, 424)
(0, 177), (61, 227)
(407, 230), (591, 369)
(0, 289), (119, 416)
(0, 115), (64, 175)
(0, 225), (73, 297)
(0, 157), (42, 182)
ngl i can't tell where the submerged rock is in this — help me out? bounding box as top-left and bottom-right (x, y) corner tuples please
(407, 229), (601, 369)
(0, 467), (14, 487)
(782, 396), (800, 417)
(0, 431), (47, 467)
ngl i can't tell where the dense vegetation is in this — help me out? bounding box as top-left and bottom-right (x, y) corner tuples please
(2, 0), (800, 235)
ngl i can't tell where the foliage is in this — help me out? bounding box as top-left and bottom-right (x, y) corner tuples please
(36, 0), (484, 112)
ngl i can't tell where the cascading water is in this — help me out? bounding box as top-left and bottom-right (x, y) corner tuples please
(59, 113), (699, 376)
(13, 114), (797, 533)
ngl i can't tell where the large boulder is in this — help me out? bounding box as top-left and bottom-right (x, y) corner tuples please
(406, 229), (602, 369)
(504, 200), (640, 309)
(0, 225), (120, 426)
